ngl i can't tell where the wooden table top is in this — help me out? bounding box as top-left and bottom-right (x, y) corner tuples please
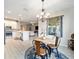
(34, 37), (55, 45)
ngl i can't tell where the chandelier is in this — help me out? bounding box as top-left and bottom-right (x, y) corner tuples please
(36, 0), (50, 22)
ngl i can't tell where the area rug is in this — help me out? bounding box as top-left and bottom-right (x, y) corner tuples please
(24, 47), (69, 59)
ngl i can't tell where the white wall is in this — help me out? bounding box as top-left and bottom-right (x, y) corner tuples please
(38, 7), (74, 47)
(61, 8), (74, 47)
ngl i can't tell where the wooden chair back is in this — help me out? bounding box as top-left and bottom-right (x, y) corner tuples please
(35, 41), (41, 55)
(34, 40), (46, 56)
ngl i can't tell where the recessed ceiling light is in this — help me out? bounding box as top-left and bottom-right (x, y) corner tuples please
(7, 10), (11, 14)
(18, 14), (22, 17)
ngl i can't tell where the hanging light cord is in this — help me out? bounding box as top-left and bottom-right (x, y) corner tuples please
(41, 0), (45, 22)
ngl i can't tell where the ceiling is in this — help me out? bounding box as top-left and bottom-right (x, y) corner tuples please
(4, 0), (74, 22)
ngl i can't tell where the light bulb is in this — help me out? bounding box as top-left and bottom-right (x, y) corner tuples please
(41, 12), (44, 15)
(39, 16), (42, 19)
(36, 15), (40, 18)
(46, 13), (50, 16)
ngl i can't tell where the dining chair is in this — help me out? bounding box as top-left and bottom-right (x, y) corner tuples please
(32, 40), (48, 59)
(47, 36), (61, 57)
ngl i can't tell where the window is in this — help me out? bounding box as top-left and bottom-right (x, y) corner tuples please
(47, 16), (63, 37)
